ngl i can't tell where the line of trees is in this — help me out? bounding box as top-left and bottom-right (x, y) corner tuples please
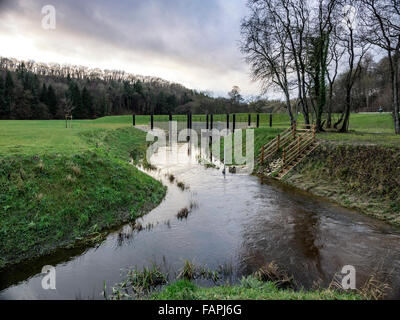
(241, 0), (400, 134)
(0, 57), (290, 120)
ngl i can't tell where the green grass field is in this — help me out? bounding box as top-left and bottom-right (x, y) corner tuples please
(0, 113), (397, 157)
(0, 118), (166, 268)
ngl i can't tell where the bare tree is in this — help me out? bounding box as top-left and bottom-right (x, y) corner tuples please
(61, 98), (75, 116)
(241, 0), (296, 124)
(335, 0), (370, 132)
(361, 0), (400, 134)
(275, 0), (311, 125)
(326, 25), (345, 128)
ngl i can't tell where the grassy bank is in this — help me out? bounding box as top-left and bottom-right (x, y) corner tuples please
(250, 113), (400, 225)
(0, 119), (166, 269)
(108, 261), (362, 300)
(151, 278), (361, 300)
(284, 143), (400, 225)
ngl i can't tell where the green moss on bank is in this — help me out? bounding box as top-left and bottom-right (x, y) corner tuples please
(151, 278), (362, 300)
(0, 127), (166, 269)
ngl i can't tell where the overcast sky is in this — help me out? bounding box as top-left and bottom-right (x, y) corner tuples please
(0, 0), (263, 97)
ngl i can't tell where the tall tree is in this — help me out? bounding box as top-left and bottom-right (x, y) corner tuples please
(81, 87), (94, 118)
(361, 0), (400, 134)
(0, 75), (5, 119)
(241, 0), (296, 124)
(335, 0), (369, 132)
(47, 85), (58, 117)
(326, 26), (345, 128)
(4, 71), (14, 117)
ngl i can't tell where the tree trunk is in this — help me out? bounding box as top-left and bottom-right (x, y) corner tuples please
(340, 86), (352, 133)
(393, 50), (400, 134)
(285, 91), (295, 125)
(327, 82), (333, 128)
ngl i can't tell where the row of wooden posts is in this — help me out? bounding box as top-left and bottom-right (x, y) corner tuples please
(132, 113), (273, 130)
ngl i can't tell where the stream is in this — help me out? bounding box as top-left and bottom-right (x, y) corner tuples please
(1, 138), (400, 299)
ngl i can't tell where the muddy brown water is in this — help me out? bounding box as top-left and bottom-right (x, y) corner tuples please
(1, 141), (400, 300)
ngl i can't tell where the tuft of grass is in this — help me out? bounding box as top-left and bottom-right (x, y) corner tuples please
(109, 264), (167, 300)
(254, 262), (294, 289)
(177, 260), (197, 281)
(176, 181), (187, 191)
(177, 208), (190, 220)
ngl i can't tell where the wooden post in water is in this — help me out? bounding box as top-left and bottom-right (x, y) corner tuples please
(210, 114), (214, 145)
(248, 114), (251, 126)
(257, 114), (260, 128)
(151, 114), (154, 130)
(233, 114), (236, 132)
(269, 114), (273, 127)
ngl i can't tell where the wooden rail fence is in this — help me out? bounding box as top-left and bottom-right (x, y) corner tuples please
(258, 124), (319, 179)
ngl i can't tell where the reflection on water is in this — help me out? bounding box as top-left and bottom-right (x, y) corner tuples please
(1, 142), (400, 299)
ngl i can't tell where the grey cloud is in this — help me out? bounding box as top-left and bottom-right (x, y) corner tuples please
(0, 0), (257, 95)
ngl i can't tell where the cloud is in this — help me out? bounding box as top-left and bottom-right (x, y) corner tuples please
(0, 0), (261, 97)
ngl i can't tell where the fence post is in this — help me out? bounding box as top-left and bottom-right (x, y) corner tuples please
(261, 146), (265, 166)
(206, 114), (209, 130)
(292, 123), (296, 140)
(312, 125), (316, 142)
(210, 114), (214, 145)
(133, 113), (136, 126)
(151, 114), (154, 130)
(248, 114), (251, 126)
(169, 113), (172, 122)
(270, 114), (272, 127)
(283, 148), (286, 165)
(226, 114), (229, 130)
(297, 136), (301, 156)
(276, 134), (280, 152)
(257, 114), (260, 128)
(233, 114), (236, 132)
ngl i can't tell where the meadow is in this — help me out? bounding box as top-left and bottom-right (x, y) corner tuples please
(1, 112), (395, 156)
(0, 112), (398, 268)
